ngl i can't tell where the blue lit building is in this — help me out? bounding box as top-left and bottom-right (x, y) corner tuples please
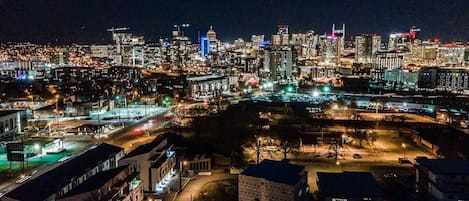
(200, 36), (210, 59)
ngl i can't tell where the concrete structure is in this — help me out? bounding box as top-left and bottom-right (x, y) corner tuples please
(415, 158), (469, 201)
(355, 34), (381, 64)
(320, 36), (340, 64)
(263, 46), (296, 85)
(182, 154), (212, 172)
(186, 74), (230, 101)
(371, 50), (404, 83)
(120, 133), (181, 193)
(238, 159), (309, 201)
(0, 110), (24, 139)
(3, 143), (125, 201)
(316, 171), (384, 201)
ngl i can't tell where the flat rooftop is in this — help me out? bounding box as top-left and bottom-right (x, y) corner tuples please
(317, 171), (383, 198)
(241, 159), (305, 186)
(416, 158), (469, 175)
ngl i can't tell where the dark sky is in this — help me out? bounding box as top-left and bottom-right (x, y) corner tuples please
(0, 0), (467, 43)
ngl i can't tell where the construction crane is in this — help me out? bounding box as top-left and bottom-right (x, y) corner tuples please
(173, 24), (190, 37)
(107, 27), (130, 34)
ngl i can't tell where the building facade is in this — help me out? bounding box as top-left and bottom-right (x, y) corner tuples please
(238, 159), (309, 201)
(371, 50), (404, 83)
(0, 110), (24, 139)
(262, 46), (296, 85)
(355, 34), (381, 64)
(415, 158), (469, 201)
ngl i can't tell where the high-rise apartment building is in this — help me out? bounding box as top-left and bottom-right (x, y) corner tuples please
(262, 46), (296, 84)
(355, 34), (381, 63)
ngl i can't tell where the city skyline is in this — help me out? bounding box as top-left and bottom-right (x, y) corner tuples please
(0, 0), (468, 43)
(0, 1), (469, 201)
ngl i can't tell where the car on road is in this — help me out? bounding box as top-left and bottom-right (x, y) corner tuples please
(15, 175), (32, 184)
(353, 154), (362, 159)
(59, 154), (73, 163)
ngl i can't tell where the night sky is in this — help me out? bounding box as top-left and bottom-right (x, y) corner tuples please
(0, 0), (468, 43)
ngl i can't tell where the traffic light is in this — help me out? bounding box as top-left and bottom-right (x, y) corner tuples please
(286, 85), (295, 93)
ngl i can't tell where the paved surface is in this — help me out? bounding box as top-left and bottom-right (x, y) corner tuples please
(175, 171), (237, 201)
(0, 108), (171, 194)
(103, 110), (170, 152)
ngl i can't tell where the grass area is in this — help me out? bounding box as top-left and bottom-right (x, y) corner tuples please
(0, 163), (41, 183)
(0, 149), (73, 184)
(196, 179), (238, 201)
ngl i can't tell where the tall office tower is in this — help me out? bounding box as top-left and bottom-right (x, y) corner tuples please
(388, 26), (419, 51)
(263, 46), (295, 84)
(388, 33), (412, 51)
(372, 50), (404, 82)
(207, 26), (217, 41)
(130, 45), (144, 66)
(272, 25), (289, 46)
(206, 26), (219, 54)
(107, 27), (145, 66)
(304, 30), (319, 59)
(278, 25), (289, 46)
(251, 35), (265, 50)
(200, 36), (210, 59)
(409, 26), (421, 42)
(355, 34), (381, 63)
(291, 33), (306, 46)
(332, 24), (346, 56)
(320, 35), (340, 64)
(271, 34), (282, 46)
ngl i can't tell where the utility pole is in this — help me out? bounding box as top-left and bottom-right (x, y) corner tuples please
(255, 136), (260, 164)
(283, 140), (288, 160)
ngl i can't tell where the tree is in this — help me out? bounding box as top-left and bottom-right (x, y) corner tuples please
(351, 130), (368, 147)
(368, 131), (378, 146)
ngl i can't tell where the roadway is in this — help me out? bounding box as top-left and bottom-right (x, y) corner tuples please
(102, 108), (171, 152)
(0, 107), (172, 196)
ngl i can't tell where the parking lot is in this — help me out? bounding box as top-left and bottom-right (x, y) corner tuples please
(242, 129), (433, 194)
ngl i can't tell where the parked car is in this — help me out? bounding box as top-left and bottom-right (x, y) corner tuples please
(353, 154), (362, 159)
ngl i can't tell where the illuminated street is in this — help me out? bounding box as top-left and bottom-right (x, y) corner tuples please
(0, 1), (468, 200)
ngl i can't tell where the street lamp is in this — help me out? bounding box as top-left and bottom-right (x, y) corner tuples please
(312, 90), (320, 98)
(402, 143), (407, 159)
(28, 95), (34, 119)
(48, 122), (52, 136)
(179, 160), (187, 192)
(55, 95), (60, 124)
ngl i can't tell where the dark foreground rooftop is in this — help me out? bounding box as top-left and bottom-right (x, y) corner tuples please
(241, 159), (305, 185)
(4, 143), (123, 201)
(317, 171), (384, 198)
